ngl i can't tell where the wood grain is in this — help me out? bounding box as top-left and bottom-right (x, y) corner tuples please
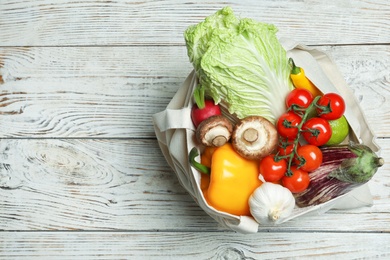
(0, 0), (389, 258)
(0, 231), (389, 259)
(0, 138), (388, 232)
(0, 0), (389, 46)
(0, 77), (180, 138)
(1, 45), (389, 138)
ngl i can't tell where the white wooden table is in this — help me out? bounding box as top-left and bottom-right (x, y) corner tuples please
(0, 1), (389, 258)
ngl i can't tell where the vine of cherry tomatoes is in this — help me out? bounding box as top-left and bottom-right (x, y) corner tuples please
(259, 88), (346, 193)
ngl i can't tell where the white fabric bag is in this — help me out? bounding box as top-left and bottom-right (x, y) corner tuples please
(152, 38), (380, 233)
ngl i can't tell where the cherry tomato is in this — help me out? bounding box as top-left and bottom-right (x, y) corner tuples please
(302, 117), (332, 146)
(277, 139), (300, 156)
(286, 88), (314, 109)
(276, 112), (302, 139)
(282, 166), (310, 193)
(294, 145), (323, 172)
(191, 99), (221, 128)
(316, 93), (346, 120)
(259, 155), (287, 182)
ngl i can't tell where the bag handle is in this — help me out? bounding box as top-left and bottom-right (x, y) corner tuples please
(153, 108), (195, 133)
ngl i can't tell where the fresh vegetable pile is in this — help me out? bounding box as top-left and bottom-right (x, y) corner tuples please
(186, 7), (383, 224)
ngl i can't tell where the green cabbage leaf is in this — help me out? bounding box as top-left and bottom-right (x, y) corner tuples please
(184, 7), (293, 123)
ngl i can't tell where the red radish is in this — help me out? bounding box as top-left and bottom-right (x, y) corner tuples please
(191, 99), (221, 128)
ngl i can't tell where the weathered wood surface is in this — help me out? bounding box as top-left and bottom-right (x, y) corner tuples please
(1, 232), (389, 259)
(0, 138), (389, 232)
(0, 45), (388, 138)
(0, 0), (389, 258)
(0, 0), (389, 46)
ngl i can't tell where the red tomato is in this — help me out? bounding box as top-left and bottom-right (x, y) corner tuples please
(259, 155), (287, 182)
(282, 166), (310, 193)
(294, 145), (323, 172)
(286, 88), (314, 109)
(316, 93), (346, 120)
(277, 139), (300, 156)
(276, 112), (302, 139)
(302, 117), (332, 146)
(191, 100), (221, 128)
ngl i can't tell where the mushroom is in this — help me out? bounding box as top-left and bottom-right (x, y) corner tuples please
(196, 115), (233, 147)
(232, 116), (278, 160)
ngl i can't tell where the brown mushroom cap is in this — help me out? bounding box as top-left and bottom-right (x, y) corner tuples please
(232, 116), (278, 160)
(196, 115), (233, 147)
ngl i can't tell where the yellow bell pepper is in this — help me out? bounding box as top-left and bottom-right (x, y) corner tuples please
(190, 143), (262, 216)
(289, 58), (322, 97)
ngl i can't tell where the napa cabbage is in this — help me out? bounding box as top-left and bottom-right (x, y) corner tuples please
(184, 7), (293, 123)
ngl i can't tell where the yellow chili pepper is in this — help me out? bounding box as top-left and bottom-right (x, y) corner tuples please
(190, 143), (262, 216)
(289, 58), (322, 97)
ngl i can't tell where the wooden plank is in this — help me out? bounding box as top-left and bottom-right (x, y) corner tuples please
(0, 77), (181, 138)
(0, 46), (191, 79)
(0, 45), (389, 138)
(0, 138), (388, 232)
(0, 231), (389, 259)
(0, 45), (192, 138)
(0, 0), (389, 46)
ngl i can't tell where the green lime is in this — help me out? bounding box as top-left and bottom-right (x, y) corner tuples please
(326, 115), (349, 145)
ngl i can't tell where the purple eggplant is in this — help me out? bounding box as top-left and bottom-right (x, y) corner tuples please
(295, 142), (384, 207)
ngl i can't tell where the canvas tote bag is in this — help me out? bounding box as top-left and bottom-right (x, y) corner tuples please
(152, 38), (380, 234)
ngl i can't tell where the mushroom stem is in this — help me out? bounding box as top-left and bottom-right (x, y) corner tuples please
(195, 115), (233, 147)
(243, 128), (258, 143)
(212, 136), (228, 147)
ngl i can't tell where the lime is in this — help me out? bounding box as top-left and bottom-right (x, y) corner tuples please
(326, 115), (349, 145)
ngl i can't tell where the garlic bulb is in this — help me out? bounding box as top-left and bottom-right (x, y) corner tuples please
(249, 182), (295, 224)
